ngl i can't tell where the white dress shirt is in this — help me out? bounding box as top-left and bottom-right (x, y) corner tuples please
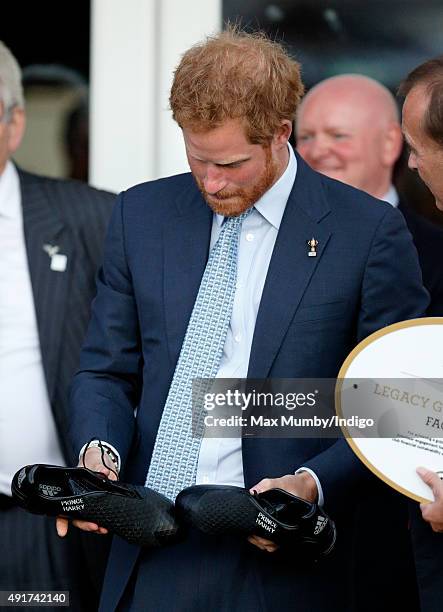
(381, 185), (399, 207)
(0, 161), (65, 496)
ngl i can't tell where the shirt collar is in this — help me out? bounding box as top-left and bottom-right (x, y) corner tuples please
(215, 144), (297, 229)
(381, 185), (399, 207)
(0, 161), (20, 219)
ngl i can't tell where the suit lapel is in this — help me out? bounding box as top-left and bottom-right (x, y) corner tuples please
(248, 157), (333, 378)
(19, 170), (74, 403)
(163, 183), (212, 365)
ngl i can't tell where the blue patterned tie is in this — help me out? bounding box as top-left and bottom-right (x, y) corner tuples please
(145, 209), (251, 500)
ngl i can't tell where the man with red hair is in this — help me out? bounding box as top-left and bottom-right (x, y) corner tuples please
(62, 29), (428, 611)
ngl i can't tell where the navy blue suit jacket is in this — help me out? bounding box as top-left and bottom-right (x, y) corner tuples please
(70, 154), (428, 611)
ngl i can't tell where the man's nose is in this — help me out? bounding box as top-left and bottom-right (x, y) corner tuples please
(307, 136), (330, 160)
(203, 165), (228, 194)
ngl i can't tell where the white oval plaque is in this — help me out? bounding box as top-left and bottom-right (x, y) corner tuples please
(336, 317), (443, 502)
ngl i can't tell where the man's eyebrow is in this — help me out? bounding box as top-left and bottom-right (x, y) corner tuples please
(215, 157), (251, 166)
(190, 153), (251, 165)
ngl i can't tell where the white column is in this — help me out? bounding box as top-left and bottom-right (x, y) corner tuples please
(89, 0), (156, 192)
(90, 0), (221, 193)
(156, 0), (221, 179)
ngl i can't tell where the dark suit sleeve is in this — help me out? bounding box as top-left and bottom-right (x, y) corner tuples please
(357, 205), (429, 340)
(304, 205), (429, 515)
(69, 191), (141, 464)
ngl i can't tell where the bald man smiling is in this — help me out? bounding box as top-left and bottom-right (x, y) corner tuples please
(296, 74), (443, 316)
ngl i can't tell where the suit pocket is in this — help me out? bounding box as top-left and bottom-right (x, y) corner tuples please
(294, 299), (349, 323)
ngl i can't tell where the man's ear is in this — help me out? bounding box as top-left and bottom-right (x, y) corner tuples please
(7, 107), (26, 155)
(382, 122), (403, 167)
(273, 120), (292, 147)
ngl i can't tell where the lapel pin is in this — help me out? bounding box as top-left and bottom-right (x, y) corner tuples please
(43, 243), (67, 272)
(307, 237), (318, 257)
(43, 243), (59, 258)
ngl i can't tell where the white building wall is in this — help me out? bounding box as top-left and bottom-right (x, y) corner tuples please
(90, 0), (221, 192)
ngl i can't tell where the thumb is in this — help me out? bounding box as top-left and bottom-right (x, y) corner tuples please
(56, 517), (69, 538)
(417, 467), (443, 499)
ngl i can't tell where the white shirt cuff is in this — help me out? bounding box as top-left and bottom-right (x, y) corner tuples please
(295, 467), (324, 507)
(79, 440), (121, 472)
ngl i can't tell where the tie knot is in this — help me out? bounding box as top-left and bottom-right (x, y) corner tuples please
(222, 206), (253, 231)
(237, 206), (254, 222)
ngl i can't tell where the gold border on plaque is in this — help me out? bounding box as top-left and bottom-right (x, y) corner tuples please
(335, 316), (443, 503)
